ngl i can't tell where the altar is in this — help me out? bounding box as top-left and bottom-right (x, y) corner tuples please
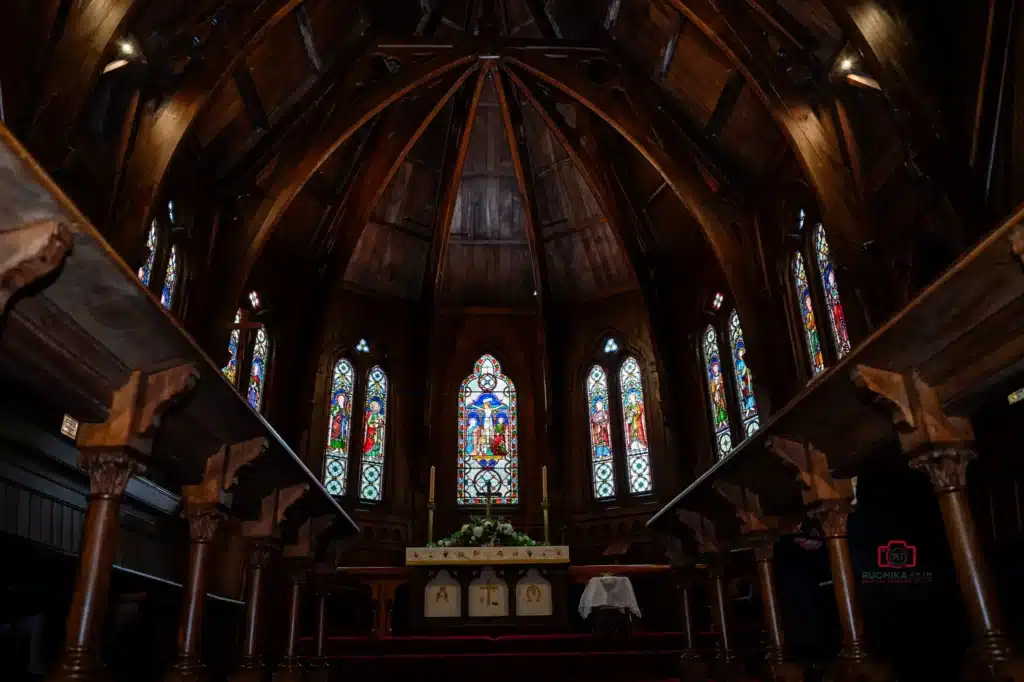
(405, 545), (570, 631)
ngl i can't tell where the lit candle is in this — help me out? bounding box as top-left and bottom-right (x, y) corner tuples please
(429, 465), (436, 503)
(542, 465), (548, 502)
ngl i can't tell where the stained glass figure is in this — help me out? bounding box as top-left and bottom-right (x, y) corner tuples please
(457, 354), (519, 505)
(222, 310), (242, 386)
(586, 365), (616, 499)
(619, 356), (653, 493)
(324, 358), (355, 496)
(798, 208), (806, 232)
(167, 200), (176, 224)
(814, 225), (852, 359)
(702, 326), (733, 458)
(356, 339), (370, 353)
(247, 327), (269, 412)
(138, 221), (158, 287)
(792, 252), (825, 375)
(358, 366), (388, 502)
(160, 245), (178, 309)
(603, 338), (619, 354)
(728, 311), (760, 438)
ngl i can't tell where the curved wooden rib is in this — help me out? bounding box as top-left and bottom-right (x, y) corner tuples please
(322, 64), (481, 290)
(109, 0), (306, 256)
(28, 0), (141, 168)
(662, 0), (867, 266)
(218, 50), (476, 331)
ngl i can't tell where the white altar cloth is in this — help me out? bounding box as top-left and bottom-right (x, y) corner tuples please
(578, 575), (641, 619)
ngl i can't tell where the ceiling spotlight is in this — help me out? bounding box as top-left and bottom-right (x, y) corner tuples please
(839, 57), (854, 72)
(119, 40), (136, 57)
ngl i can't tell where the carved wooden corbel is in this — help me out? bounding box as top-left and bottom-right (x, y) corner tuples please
(0, 219), (74, 313)
(1010, 221), (1024, 267)
(241, 483), (310, 540)
(283, 515), (335, 560)
(182, 437), (269, 508)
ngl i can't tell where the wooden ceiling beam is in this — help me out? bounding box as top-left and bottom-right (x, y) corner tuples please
(525, 0), (560, 38)
(232, 66), (271, 132)
(27, 0), (142, 169)
(107, 0), (310, 257)
(423, 63), (490, 301)
(494, 67), (548, 307)
(294, 3), (324, 74)
(744, 0), (821, 57)
(704, 70), (745, 140)
(658, 14), (686, 80)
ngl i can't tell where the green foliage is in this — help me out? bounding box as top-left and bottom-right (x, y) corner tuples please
(428, 516), (538, 548)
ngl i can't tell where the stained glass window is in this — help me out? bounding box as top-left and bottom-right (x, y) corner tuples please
(728, 311), (759, 438)
(457, 354), (519, 505)
(586, 365), (616, 499)
(247, 327), (269, 412)
(138, 221), (158, 287)
(798, 208), (806, 232)
(167, 200), (176, 224)
(324, 358), (355, 496)
(356, 339), (370, 353)
(792, 252), (825, 375)
(619, 356), (652, 494)
(222, 310), (242, 386)
(814, 226), (852, 359)
(358, 366), (388, 502)
(603, 338), (619, 353)
(702, 326), (733, 458)
(160, 246), (178, 309)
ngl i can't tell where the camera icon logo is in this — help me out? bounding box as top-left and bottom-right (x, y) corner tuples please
(877, 540), (917, 569)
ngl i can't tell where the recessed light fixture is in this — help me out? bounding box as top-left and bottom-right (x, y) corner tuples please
(711, 292), (724, 311)
(839, 57), (854, 72)
(118, 39), (136, 57)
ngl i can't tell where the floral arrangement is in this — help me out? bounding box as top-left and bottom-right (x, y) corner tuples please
(429, 516), (538, 548)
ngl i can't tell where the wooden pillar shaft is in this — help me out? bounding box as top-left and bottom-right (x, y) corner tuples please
(230, 543), (274, 682)
(48, 454), (139, 682)
(676, 570), (708, 682)
(755, 551), (784, 661)
(709, 567), (733, 657)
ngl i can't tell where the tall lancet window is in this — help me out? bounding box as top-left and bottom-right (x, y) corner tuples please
(618, 356), (652, 493)
(814, 226), (851, 359)
(586, 365), (616, 499)
(792, 252), (825, 375)
(138, 221), (158, 286)
(728, 311), (759, 437)
(458, 354), (519, 505)
(358, 366), (388, 502)
(247, 328), (270, 412)
(160, 246), (178, 309)
(222, 310), (242, 385)
(702, 326), (733, 458)
(324, 359), (355, 495)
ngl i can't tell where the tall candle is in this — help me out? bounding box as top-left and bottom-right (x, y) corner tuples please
(542, 465), (548, 502)
(428, 465), (436, 503)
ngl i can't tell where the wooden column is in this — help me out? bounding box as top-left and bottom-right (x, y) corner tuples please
(768, 437), (890, 682)
(165, 439), (267, 682)
(307, 571), (331, 682)
(675, 568), (708, 682)
(273, 562), (309, 682)
(48, 367), (197, 682)
(854, 367), (1024, 681)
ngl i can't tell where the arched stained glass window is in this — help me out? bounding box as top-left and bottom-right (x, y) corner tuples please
(458, 354), (519, 505)
(138, 221), (158, 287)
(358, 366), (388, 502)
(702, 327), (733, 458)
(586, 365), (616, 499)
(222, 310), (242, 385)
(728, 311), (759, 438)
(814, 226), (851, 359)
(619, 356), (652, 493)
(247, 327), (269, 412)
(324, 359), (355, 496)
(792, 252), (825, 375)
(160, 246), (178, 309)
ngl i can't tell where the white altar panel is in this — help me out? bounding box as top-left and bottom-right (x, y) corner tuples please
(515, 568), (553, 616)
(469, 567), (508, 617)
(425, 569), (461, 618)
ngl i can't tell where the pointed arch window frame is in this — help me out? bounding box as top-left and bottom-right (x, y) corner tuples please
(357, 365), (389, 503)
(137, 202), (185, 314)
(583, 337), (656, 502)
(221, 306), (273, 415)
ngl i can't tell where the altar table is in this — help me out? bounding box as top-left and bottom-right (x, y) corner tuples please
(405, 546), (570, 632)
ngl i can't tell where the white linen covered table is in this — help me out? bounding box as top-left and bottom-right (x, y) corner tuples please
(578, 575), (641, 619)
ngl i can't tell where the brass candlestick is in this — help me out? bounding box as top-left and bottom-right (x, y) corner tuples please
(542, 499), (550, 545)
(426, 502), (436, 545)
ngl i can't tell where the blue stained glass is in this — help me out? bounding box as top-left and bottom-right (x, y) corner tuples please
(586, 365), (616, 499)
(728, 311), (759, 438)
(458, 354), (518, 505)
(247, 327), (269, 412)
(793, 252), (825, 375)
(702, 326), (733, 458)
(814, 226), (852, 359)
(222, 310), (241, 385)
(358, 366), (388, 502)
(324, 358), (355, 496)
(138, 222), (158, 287)
(619, 356), (652, 493)
(160, 246), (178, 309)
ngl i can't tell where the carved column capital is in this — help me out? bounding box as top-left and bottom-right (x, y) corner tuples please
(184, 506), (226, 543)
(80, 451), (144, 498)
(750, 535), (776, 563)
(909, 447), (976, 493)
(247, 541), (277, 570)
(809, 499), (853, 539)
(705, 554), (728, 579)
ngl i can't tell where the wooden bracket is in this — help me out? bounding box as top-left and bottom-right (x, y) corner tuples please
(766, 436), (854, 506)
(675, 509), (719, 555)
(851, 365), (974, 452)
(0, 219), (74, 313)
(1009, 218), (1024, 267)
(242, 483), (310, 539)
(182, 437), (268, 508)
(284, 515), (335, 559)
(714, 481), (776, 536)
(77, 365), (199, 457)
